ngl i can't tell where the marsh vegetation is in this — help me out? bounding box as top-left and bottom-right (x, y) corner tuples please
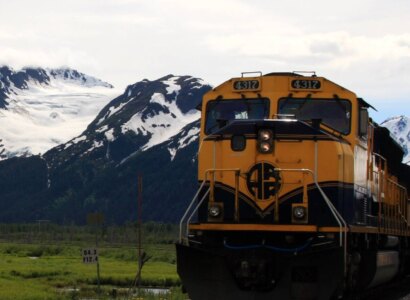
(0, 222), (185, 299)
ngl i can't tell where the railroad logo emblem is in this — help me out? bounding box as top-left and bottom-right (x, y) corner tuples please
(246, 162), (281, 201)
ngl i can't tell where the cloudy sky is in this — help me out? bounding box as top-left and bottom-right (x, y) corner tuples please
(1, 0), (409, 122)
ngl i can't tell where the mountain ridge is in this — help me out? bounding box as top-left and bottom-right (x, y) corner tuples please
(0, 66), (113, 93)
(45, 74), (210, 168)
(0, 66), (118, 159)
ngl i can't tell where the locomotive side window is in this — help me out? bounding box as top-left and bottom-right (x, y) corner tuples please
(359, 107), (369, 137)
(205, 98), (269, 134)
(278, 98), (352, 135)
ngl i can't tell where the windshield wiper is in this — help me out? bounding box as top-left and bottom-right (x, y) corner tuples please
(295, 94), (311, 114)
(207, 118), (229, 134)
(333, 94), (348, 114)
(216, 118), (229, 128)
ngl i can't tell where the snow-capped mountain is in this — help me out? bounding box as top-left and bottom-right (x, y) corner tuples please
(0, 66), (119, 159)
(34, 74), (211, 223)
(47, 74), (211, 166)
(381, 115), (410, 164)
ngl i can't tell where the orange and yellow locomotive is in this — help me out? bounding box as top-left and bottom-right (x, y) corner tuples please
(177, 72), (410, 300)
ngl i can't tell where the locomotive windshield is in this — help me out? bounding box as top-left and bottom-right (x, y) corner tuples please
(205, 98), (269, 134)
(278, 98), (351, 134)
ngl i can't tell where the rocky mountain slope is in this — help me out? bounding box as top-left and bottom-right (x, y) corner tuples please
(46, 74), (208, 166)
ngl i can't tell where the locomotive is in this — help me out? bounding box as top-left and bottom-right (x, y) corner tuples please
(176, 72), (410, 300)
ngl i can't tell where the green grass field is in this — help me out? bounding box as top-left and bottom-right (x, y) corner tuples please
(0, 223), (187, 300)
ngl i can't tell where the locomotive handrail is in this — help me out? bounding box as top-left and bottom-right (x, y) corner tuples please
(372, 161), (409, 235)
(179, 168), (240, 243)
(386, 179), (407, 195)
(179, 180), (209, 243)
(386, 178), (408, 234)
(185, 189), (210, 240)
(275, 167), (348, 275)
(275, 168), (348, 240)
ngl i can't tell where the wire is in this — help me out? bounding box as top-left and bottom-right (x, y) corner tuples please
(223, 238), (312, 254)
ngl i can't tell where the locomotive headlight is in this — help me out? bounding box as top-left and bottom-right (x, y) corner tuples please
(258, 129), (272, 141)
(209, 205), (221, 217)
(259, 142), (272, 153)
(257, 129), (273, 154)
(208, 202), (224, 222)
(293, 206), (306, 219)
(291, 204), (308, 223)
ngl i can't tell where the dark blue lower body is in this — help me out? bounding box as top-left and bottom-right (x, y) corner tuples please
(198, 182), (365, 227)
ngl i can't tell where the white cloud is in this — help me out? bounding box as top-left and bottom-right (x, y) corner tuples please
(0, 46), (98, 72)
(205, 31), (410, 64)
(0, 0), (409, 121)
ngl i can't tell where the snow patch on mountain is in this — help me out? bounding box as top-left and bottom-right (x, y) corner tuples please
(150, 92), (170, 106)
(381, 115), (410, 164)
(121, 89), (200, 150)
(0, 66), (119, 159)
(163, 76), (182, 95)
(48, 68), (113, 88)
(104, 128), (115, 141)
(85, 140), (104, 154)
(97, 97), (134, 125)
(63, 135), (87, 150)
(167, 125), (200, 161)
(96, 125), (109, 133)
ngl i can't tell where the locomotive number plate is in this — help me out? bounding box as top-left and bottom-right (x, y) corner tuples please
(233, 79), (261, 91)
(290, 79), (322, 90)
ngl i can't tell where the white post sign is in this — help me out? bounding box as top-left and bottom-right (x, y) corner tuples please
(82, 248), (98, 264)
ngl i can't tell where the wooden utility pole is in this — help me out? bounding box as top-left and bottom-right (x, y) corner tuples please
(127, 174), (151, 300)
(137, 174), (142, 291)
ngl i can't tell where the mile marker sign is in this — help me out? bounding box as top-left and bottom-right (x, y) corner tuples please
(82, 248), (98, 264)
